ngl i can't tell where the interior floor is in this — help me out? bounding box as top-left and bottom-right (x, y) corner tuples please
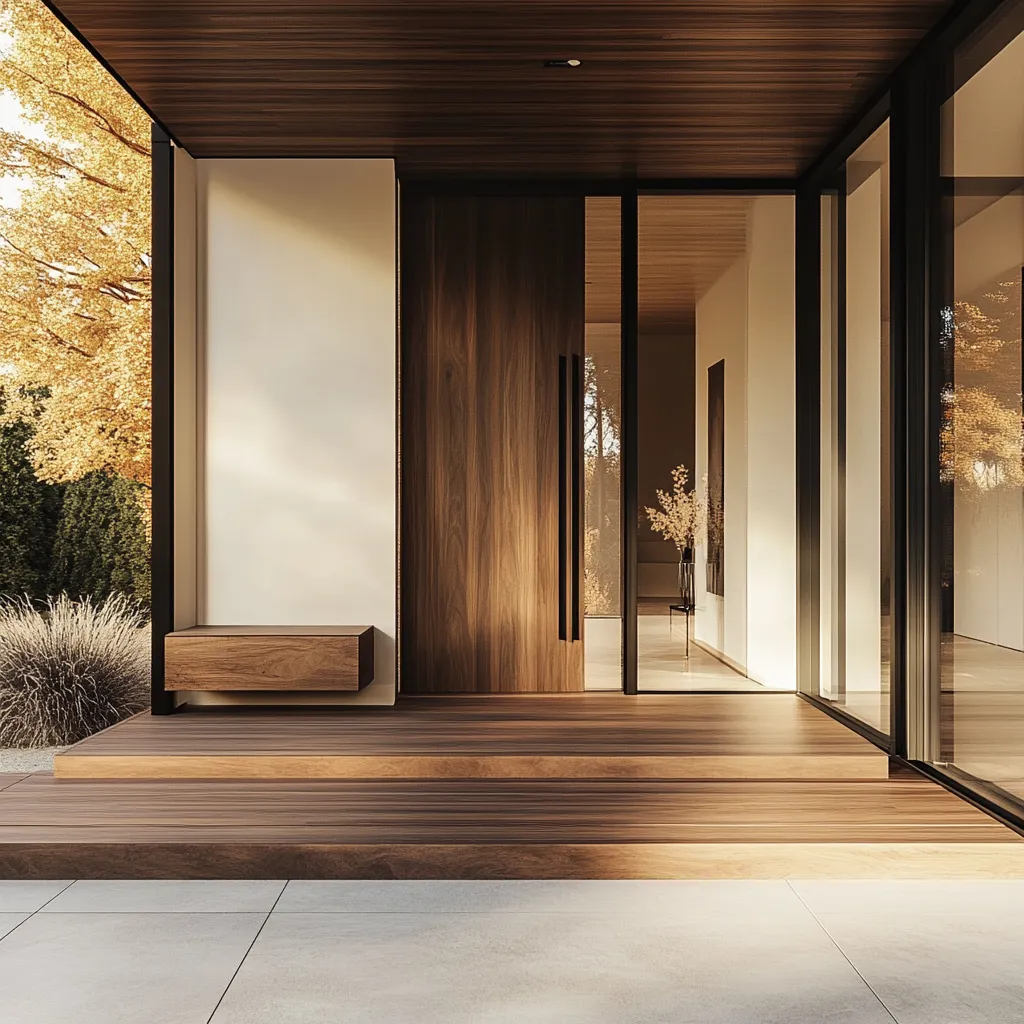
(585, 606), (769, 692)
(821, 692), (891, 735)
(941, 634), (1024, 803)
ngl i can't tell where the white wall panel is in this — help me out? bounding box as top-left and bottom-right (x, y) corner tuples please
(196, 158), (397, 703)
(844, 170), (884, 692)
(695, 256), (748, 668)
(745, 197), (797, 689)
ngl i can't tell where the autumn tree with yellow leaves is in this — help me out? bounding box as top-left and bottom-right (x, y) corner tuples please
(0, 0), (151, 489)
(941, 275), (1024, 494)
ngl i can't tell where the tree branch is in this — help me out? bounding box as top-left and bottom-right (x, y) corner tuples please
(4, 59), (149, 157)
(0, 232), (80, 277)
(3, 136), (127, 192)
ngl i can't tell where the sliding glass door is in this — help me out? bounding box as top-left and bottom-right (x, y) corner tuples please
(816, 122), (893, 738)
(612, 193), (799, 693)
(928, 0), (1024, 800)
(583, 198), (623, 690)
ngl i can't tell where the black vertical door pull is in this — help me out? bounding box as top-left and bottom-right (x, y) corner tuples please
(570, 353), (583, 640)
(558, 354), (569, 640)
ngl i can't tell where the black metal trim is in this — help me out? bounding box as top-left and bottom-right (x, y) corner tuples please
(39, 1), (184, 151)
(799, 692), (893, 754)
(928, 51), (952, 762)
(834, 174), (849, 703)
(400, 178), (796, 197)
(891, 58), (939, 758)
(801, 96), (891, 190)
(621, 189), (639, 695)
(150, 125), (175, 715)
(570, 352), (583, 642)
(908, 759), (1024, 839)
(558, 355), (569, 641)
(794, 186), (822, 702)
(928, 0), (1018, 94)
(637, 689), (797, 696)
(799, 0), (1007, 190)
(889, 75), (909, 756)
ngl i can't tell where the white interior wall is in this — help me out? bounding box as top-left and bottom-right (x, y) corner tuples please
(693, 199), (797, 686)
(695, 256), (748, 668)
(188, 158), (397, 704)
(945, 30), (1024, 178)
(172, 147), (198, 633)
(844, 167), (884, 692)
(745, 197), (797, 689)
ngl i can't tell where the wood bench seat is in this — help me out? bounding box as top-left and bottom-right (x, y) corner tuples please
(164, 626), (374, 692)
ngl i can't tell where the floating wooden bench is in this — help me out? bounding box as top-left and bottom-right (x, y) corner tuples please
(164, 626), (374, 692)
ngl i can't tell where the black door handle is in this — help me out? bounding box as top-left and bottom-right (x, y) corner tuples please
(570, 353), (582, 641)
(558, 354), (569, 640)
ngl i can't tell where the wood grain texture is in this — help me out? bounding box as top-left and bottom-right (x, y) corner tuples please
(50, 1), (953, 177)
(165, 628), (373, 691)
(54, 695), (888, 778)
(0, 775), (28, 793)
(588, 196), (754, 333)
(168, 626), (373, 636)
(401, 197), (584, 693)
(4, 842), (1024, 881)
(57, 695), (884, 756)
(1, 773), (1022, 879)
(53, 753), (887, 781)
(0, 775), (1015, 841)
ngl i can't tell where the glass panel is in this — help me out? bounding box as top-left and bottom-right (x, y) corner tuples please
(935, 1), (1024, 799)
(636, 195), (796, 691)
(819, 190), (844, 701)
(817, 120), (891, 734)
(583, 198), (622, 690)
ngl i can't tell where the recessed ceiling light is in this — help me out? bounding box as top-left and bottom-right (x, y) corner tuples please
(544, 59), (581, 68)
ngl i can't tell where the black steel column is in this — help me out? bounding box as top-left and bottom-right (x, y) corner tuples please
(794, 186), (822, 700)
(621, 189), (639, 694)
(889, 73), (911, 757)
(898, 56), (942, 760)
(150, 124), (175, 715)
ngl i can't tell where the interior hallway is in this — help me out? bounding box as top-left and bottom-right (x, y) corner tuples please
(585, 612), (769, 691)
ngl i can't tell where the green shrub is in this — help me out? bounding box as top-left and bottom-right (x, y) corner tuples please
(0, 413), (63, 602)
(50, 470), (150, 611)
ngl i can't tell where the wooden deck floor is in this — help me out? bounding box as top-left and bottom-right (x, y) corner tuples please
(54, 694), (889, 780)
(0, 771), (1022, 879)
(1, 695), (1020, 879)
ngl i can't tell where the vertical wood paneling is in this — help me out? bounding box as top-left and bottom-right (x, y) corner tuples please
(401, 196), (584, 692)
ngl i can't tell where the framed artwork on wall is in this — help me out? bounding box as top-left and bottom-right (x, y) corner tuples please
(707, 358), (725, 597)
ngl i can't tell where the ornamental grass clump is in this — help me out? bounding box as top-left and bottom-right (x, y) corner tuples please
(0, 594), (148, 748)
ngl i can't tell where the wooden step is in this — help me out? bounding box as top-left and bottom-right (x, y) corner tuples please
(53, 695), (889, 781)
(1, 775), (1021, 879)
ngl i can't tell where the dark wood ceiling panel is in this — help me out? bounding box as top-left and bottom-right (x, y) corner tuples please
(51, 0), (953, 177)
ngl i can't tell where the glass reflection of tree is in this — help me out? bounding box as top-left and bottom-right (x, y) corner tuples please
(941, 272), (1024, 494)
(583, 353), (620, 616)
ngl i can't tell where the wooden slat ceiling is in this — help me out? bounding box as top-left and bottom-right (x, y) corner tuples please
(587, 197), (752, 333)
(52, 0), (953, 178)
